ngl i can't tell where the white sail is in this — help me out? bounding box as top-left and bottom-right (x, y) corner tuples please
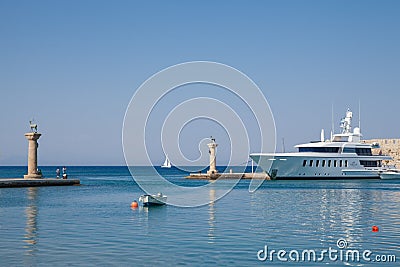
(161, 155), (171, 168)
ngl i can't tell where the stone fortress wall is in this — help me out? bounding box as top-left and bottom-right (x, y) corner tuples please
(363, 139), (400, 166)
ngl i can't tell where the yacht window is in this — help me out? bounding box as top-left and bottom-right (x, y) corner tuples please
(322, 160), (326, 167)
(355, 148), (372, 156)
(303, 160), (307, 167)
(359, 160), (378, 167)
(309, 160), (313, 167)
(316, 160), (320, 167)
(328, 160), (331, 167)
(334, 160), (337, 167)
(343, 147), (356, 153)
(299, 147), (340, 153)
(339, 160), (342, 167)
(345, 160), (348, 167)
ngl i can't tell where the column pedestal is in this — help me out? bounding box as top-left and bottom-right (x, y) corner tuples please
(24, 132), (42, 179)
(207, 139), (218, 176)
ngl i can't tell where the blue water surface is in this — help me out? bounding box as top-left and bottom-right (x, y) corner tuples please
(0, 166), (399, 266)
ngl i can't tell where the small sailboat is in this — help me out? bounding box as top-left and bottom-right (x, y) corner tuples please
(161, 155), (171, 168)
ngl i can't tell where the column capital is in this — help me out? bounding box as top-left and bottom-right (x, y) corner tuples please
(25, 132), (42, 141)
(207, 142), (218, 148)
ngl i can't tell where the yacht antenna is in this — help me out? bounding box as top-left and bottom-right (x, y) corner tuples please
(358, 100), (361, 131)
(282, 138), (285, 153)
(331, 103), (334, 139)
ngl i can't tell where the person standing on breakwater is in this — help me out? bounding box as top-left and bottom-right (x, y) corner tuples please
(56, 168), (60, 178)
(62, 166), (67, 179)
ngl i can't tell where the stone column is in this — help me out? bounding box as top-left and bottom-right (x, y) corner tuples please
(207, 138), (218, 175)
(24, 132), (42, 179)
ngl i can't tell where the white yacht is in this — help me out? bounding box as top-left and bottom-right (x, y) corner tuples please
(250, 109), (394, 179)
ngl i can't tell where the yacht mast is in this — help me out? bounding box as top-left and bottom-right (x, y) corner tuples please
(331, 103), (334, 141)
(358, 100), (361, 131)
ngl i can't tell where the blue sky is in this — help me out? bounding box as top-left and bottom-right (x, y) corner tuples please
(0, 0), (399, 166)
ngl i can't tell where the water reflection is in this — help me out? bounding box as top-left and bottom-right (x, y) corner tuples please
(24, 187), (38, 256)
(317, 186), (394, 249)
(135, 203), (168, 235)
(246, 182), (400, 251)
(208, 189), (216, 244)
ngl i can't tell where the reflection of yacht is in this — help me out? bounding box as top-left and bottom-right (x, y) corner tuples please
(161, 155), (171, 168)
(250, 109), (395, 179)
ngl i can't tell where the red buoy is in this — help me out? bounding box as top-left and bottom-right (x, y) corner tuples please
(131, 201), (138, 208)
(372, 225), (379, 232)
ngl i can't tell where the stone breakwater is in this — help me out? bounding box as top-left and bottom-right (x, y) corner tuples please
(0, 178), (80, 188)
(186, 172), (269, 180)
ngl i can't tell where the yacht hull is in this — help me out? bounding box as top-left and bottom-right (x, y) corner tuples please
(380, 171), (400, 180)
(250, 153), (386, 180)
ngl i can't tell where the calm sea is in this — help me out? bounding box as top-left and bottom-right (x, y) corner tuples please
(0, 166), (399, 266)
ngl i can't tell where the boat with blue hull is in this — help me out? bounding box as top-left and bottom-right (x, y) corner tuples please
(139, 193), (167, 206)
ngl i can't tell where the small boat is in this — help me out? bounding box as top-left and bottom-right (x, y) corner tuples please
(139, 193), (167, 206)
(161, 155), (171, 168)
(380, 171), (400, 180)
